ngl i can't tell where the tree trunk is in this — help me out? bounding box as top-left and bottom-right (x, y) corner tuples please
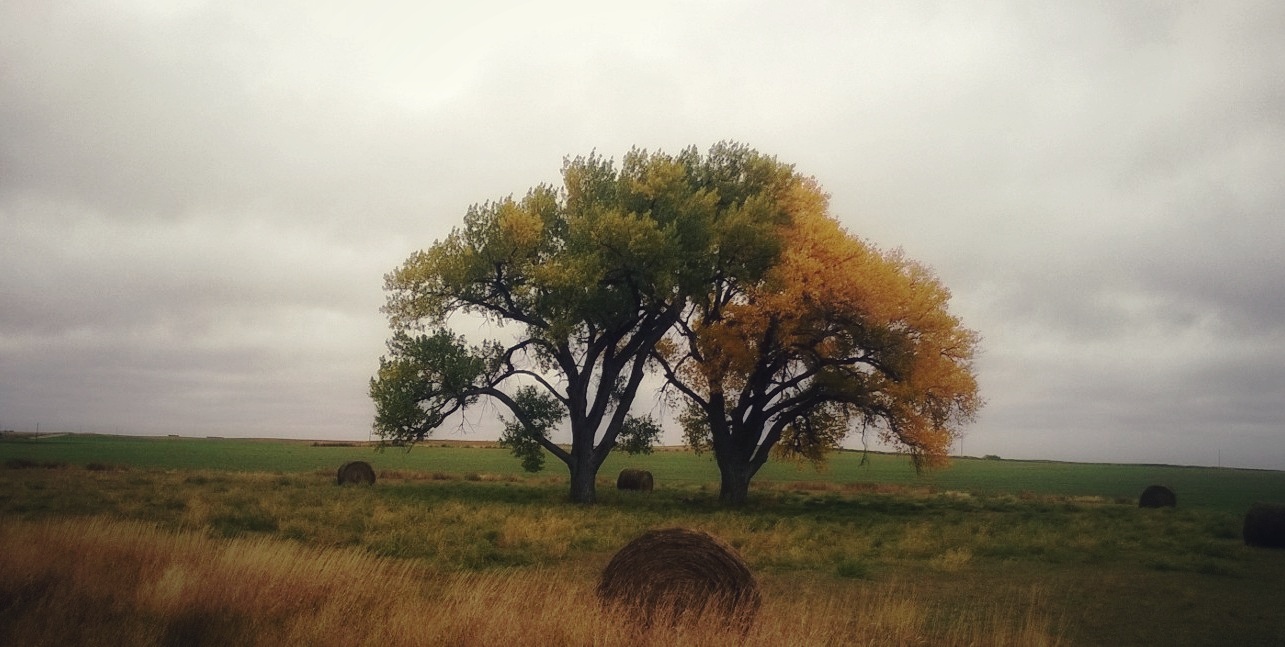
(707, 410), (757, 506)
(568, 453), (598, 504)
(717, 458), (755, 506)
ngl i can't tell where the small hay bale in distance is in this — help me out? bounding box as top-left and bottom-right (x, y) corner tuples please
(616, 468), (654, 492)
(1139, 485), (1176, 508)
(597, 527), (760, 630)
(336, 460), (376, 485)
(1243, 503), (1285, 548)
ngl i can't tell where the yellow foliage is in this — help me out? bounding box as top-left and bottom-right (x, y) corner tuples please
(686, 178), (981, 462)
(497, 202), (544, 250)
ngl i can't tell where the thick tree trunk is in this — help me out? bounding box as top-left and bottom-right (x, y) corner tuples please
(569, 470), (597, 504)
(568, 452), (598, 504)
(717, 458), (755, 506)
(707, 409), (759, 506)
(719, 470), (752, 506)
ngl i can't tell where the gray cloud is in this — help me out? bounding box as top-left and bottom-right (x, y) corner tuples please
(2, 0), (1282, 469)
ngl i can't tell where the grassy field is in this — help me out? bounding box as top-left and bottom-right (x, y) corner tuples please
(3, 433), (1285, 645)
(3, 433), (1283, 513)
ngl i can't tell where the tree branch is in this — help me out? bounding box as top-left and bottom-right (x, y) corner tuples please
(649, 348), (708, 408)
(480, 386), (573, 465)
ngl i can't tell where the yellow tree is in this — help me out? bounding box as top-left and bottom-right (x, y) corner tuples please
(656, 180), (982, 505)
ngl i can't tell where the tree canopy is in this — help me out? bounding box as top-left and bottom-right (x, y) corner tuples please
(655, 179), (982, 504)
(371, 143), (804, 503)
(371, 142), (980, 505)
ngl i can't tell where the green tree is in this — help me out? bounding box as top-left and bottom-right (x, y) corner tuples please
(655, 180), (982, 505)
(371, 143), (802, 503)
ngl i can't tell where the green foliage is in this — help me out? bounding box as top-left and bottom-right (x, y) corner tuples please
(615, 415), (662, 455)
(373, 143), (818, 502)
(369, 330), (491, 445)
(497, 386), (565, 472)
(677, 403), (712, 455)
(498, 428), (546, 473)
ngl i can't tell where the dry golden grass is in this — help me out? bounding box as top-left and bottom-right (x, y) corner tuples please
(0, 517), (1061, 646)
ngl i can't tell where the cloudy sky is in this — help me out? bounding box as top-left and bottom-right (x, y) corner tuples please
(2, 1), (1282, 469)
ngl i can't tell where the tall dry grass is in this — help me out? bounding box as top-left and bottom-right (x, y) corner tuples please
(0, 517), (1060, 646)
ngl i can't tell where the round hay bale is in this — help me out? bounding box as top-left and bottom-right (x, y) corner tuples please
(1243, 503), (1285, 548)
(597, 527), (760, 630)
(336, 460), (376, 486)
(616, 468), (654, 492)
(1139, 485), (1176, 508)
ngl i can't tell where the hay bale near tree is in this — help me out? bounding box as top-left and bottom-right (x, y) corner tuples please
(1139, 485), (1176, 508)
(616, 468), (654, 492)
(1243, 503), (1285, 548)
(597, 527), (760, 630)
(337, 461), (376, 485)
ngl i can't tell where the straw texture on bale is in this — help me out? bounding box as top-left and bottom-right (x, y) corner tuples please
(1243, 503), (1285, 548)
(1138, 485), (1176, 508)
(336, 461), (376, 485)
(597, 527), (760, 630)
(616, 468), (654, 492)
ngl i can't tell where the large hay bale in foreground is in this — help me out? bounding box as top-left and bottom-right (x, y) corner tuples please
(1139, 485), (1176, 508)
(336, 461), (376, 485)
(597, 527), (760, 630)
(616, 468), (654, 492)
(1243, 503), (1285, 548)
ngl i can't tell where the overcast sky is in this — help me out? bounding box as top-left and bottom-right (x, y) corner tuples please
(3, 1), (1282, 469)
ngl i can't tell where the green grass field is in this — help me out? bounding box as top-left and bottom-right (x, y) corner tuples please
(3, 433), (1285, 645)
(3, 433), (1282, 514)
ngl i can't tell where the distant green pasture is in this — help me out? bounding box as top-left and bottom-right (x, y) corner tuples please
(3, 433), (1282, 514)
